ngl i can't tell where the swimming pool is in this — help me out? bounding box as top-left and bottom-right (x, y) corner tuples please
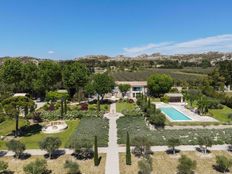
(160, 107), (192, 121)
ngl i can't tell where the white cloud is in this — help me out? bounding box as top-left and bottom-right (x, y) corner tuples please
(123, 34), (232, 56)
(48, 50), (55, 54)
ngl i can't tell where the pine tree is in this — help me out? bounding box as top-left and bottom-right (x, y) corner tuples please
(94, 136), (99, 166)
(126, 132), (131, 165)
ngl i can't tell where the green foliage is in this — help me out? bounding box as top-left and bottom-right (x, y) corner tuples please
(197, 136), (213, 154)
(147, 73), (173, 97)
(117, 116), (232, 146)
(160, 95), (170, 103)
(167, 138), (181, 154)
(132, 136), (152, 158)
(92, 73), (115, 99)
(184, 89), (201, 107)
(6, 140), (25, 159)
(39, 137), (61, 159)
(118, 84), (131, 97)
(23, 159), (48, 174)
(1, 59), (23, 88)
(68, 117), (109, 147)
(148, 109), (166, 128)
(177, 155), (196, 174)
(94, 136), (99, 166)
(215, 155), (232, 173)
(63, 62), (89, 98)
(0, 161), (8, 172)
(64, 160), (81, 174)
(138, 157), (153, 174)
(208, 69), (225, 91)
(126, 132), (131, 165)
(40, 110), (104, 121)
(46, 91), (69, 102)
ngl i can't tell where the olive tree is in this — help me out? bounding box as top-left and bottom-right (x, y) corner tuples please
(167, 138), (180, 154)
(6, 140), (26, 159)
(39, 137), (61, 159)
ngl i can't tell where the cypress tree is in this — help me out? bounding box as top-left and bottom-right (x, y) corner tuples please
(61, 97), (64, 119)
(97, 95), (100, 116)
(148, 97), (151, 109)
(94, 136), (99, 166)
(64, 98), (67, 114)
(126, 132), (131, 165)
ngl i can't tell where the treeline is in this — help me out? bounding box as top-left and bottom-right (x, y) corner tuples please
(0, 59), (90, 100)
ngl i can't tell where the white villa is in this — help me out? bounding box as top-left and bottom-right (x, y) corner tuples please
(114, 81), (147, 99)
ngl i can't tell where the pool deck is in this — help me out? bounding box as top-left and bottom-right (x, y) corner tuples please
(154, 102), (218, 122)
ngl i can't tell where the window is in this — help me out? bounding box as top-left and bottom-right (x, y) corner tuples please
(132, 87), (142, 91)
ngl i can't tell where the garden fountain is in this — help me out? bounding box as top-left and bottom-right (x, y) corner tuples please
(42, 120), (68, 134)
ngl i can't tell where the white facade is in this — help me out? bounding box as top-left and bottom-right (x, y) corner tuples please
(114, 81), (147, 99)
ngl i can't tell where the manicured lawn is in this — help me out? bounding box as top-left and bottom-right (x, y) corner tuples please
(150, 97), (161, 102)
(116, 102), (135, 113)
(209, 106), (232, 123)
(21, 120), (80, 149)
(117, 116), (232, 146)
(0, 119), (28, 136)
(0, 120), (80, 149)
(120, 151), (232, 174)
(68, 117), (109, 147)
(1, 154), (106, 174)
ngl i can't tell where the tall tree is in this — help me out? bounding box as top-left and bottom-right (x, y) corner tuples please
(126, 132), (131, 165)
(34, 61), (62, 98)
(118, 84), (131, 98)
(147, 74), (173, 97)
(2, 96), (35, 137)
(1, 59), (23, 92)
(92, 73), (115, 101)
(94, 136), (99, 166)
(63, 62), (89, 98)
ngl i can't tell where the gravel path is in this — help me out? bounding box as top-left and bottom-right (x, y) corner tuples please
(104, 103), (120, 174)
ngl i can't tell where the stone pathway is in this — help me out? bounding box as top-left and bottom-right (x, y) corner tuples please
(104, 103), (120, 174)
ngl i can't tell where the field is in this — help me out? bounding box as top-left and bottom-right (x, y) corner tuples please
(120, 151), (232, 174)
(116, 102), (136, 113)
(117, 116), (232, 145)
(68, 117), (109, 147)
(110, 68), (208, 82)
(1, 154), (106, 174)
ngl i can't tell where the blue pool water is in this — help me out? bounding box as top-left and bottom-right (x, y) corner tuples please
(160, 107), (191, 121)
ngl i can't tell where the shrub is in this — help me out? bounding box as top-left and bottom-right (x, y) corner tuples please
(39, 137), (61, 159)
(0, 161), (8, 173)
(160, 95), (170, 103)
(64, 160), (81, 174)
(138, 157), (153, 174)
(132, 137), (152, 158)
(70, 138), (93, 160)
(215, 155), (232, 173)
(23, 159), (48, 174)
(6, 140), (25, 159)
(0, 113), (5, 123)
(149, 111), (166, 128)
(177, 155), (196, 174)
(80, 103), (88, 111)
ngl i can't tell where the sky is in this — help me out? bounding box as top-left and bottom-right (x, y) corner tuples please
(0, 0), (232, 59)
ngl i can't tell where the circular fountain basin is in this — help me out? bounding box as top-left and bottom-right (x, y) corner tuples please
(42, 120), (68, 134)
